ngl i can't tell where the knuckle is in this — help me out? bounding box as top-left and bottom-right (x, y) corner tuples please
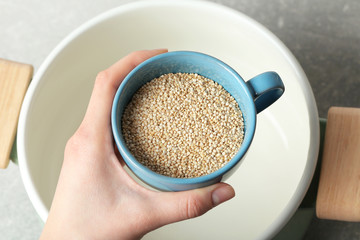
(65, 126), (90, 155)
(65, 135), (81, 156)
(64, 136), (79, 158)
(95, 69), (119, 94)
(95, 70), (110, 82)
(183, 197), (205, 219)
(94, 70), (110, 88)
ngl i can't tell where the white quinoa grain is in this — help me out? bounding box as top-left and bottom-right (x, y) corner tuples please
(122, 73), (244, 178)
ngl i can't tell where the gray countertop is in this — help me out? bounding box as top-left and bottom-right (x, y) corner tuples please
(1, 0), (359, 239)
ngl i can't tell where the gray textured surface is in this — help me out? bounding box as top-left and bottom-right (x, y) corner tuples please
(1, 0), (359, 239)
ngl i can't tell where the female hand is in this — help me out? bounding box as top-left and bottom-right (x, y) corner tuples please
(40, 49), (235, 240)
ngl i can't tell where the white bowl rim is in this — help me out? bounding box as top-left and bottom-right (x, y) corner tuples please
(17, 0), (320, 239)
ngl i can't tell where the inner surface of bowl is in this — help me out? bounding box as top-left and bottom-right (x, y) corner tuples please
(112, 51), (257, 191)
(18, 1), (318, 239)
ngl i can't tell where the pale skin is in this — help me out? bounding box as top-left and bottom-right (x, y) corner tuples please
(40, 49), (235, 240)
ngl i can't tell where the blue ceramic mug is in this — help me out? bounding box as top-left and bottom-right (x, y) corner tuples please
(111, 51), (284, 191)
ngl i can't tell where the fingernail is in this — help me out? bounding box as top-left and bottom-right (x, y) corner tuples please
(211, 184), (235, 206)
(151, 48), (168, 52)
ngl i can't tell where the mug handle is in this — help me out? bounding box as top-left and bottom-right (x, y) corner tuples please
(245, 71), (285, 113)
(0, 59), (33, 168)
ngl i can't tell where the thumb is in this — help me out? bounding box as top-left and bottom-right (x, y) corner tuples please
(153, 183), (235, 226)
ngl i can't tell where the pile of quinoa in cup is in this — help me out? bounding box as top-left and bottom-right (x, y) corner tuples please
(122, 73), (244, 178)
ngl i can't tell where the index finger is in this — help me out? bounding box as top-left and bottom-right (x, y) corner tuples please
(82, 49), (168, 133)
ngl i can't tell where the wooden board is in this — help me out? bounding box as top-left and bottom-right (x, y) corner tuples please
(316, 107), (360, 221)
(0, 59), (33, 168)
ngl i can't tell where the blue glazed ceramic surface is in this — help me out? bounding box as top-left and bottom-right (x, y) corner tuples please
(111, 51), (284, 191)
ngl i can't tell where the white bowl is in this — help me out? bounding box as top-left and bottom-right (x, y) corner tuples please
(18, 1), (319, 239)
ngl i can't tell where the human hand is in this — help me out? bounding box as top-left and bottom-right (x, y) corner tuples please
(40, 49), (235, 240)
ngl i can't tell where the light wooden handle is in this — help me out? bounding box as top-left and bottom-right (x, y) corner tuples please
(316, 107), (360, 221)
(0, 59), (33, 169)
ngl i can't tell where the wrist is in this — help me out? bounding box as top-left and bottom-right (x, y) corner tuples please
(40, 211), (144, 240)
